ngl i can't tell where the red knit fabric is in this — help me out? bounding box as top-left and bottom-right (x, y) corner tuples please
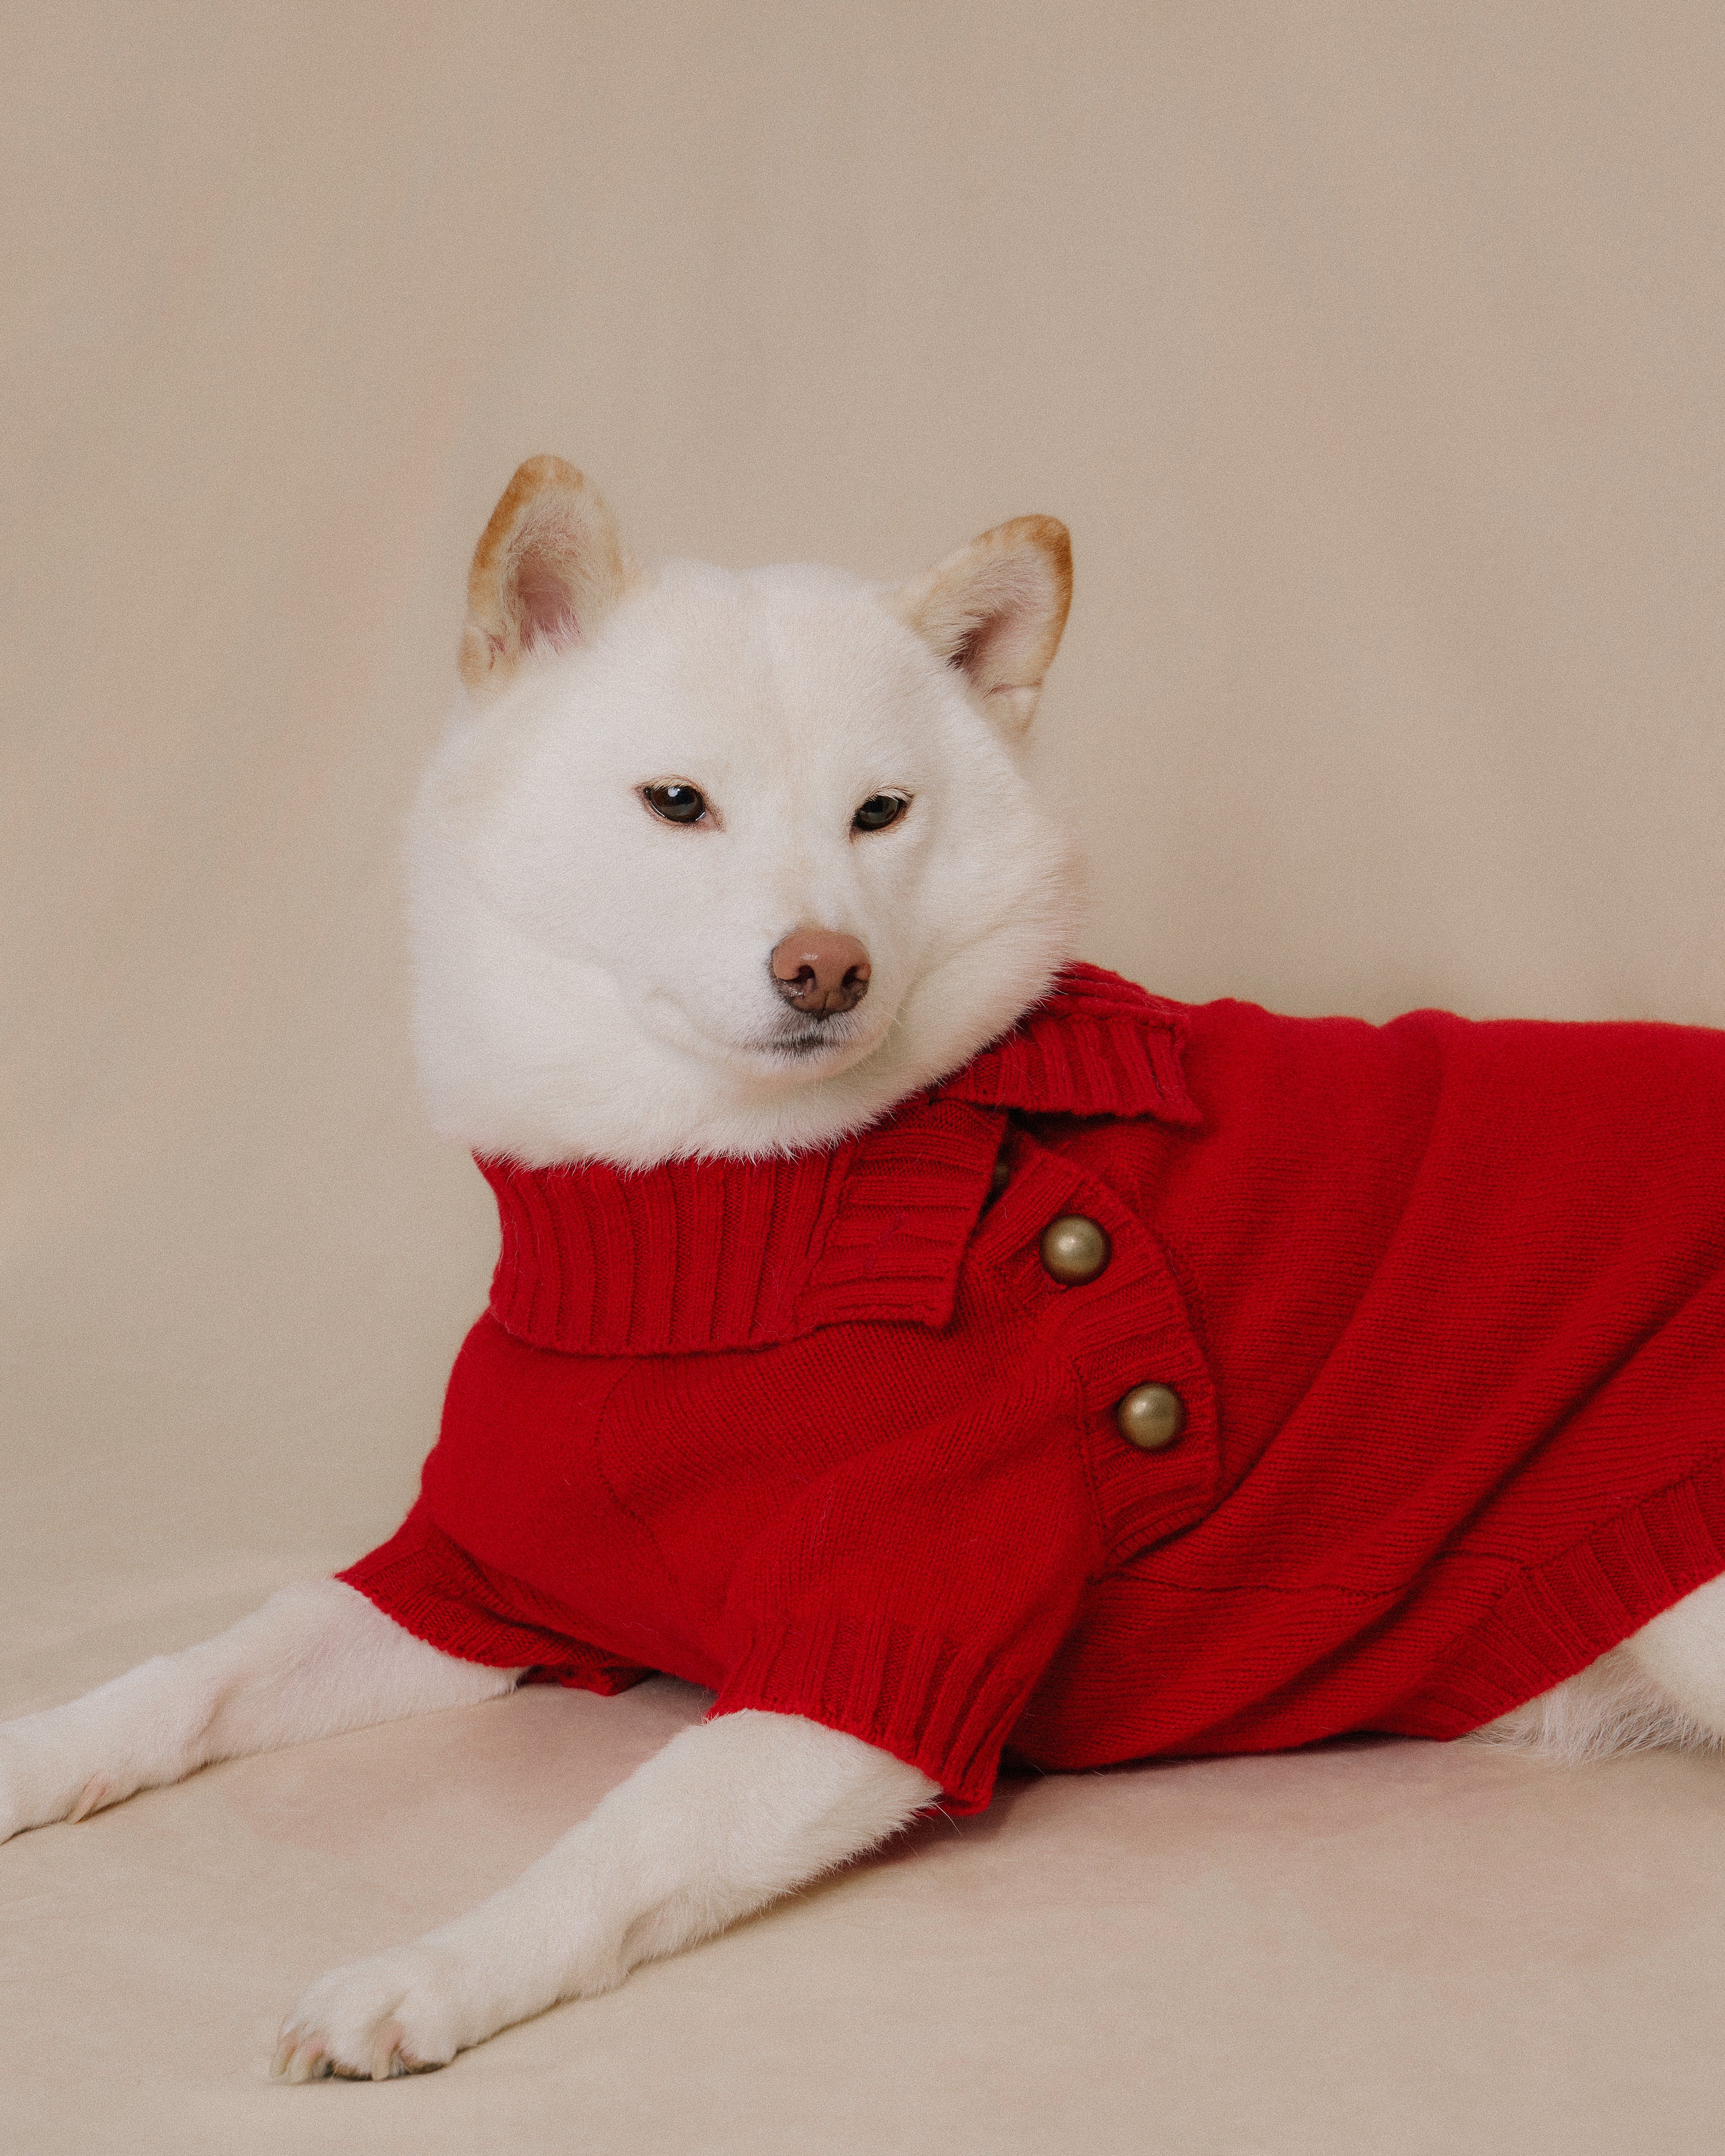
(341, 965), (1725, 1813)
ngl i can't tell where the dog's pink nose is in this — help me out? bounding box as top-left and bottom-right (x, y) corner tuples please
(771, 929), (871, 1016)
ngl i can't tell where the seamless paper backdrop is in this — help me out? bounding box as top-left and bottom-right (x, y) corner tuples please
(3, 5), (1725, 2151)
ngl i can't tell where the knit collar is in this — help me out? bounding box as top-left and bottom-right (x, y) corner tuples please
(478, 963), (1199, 1356)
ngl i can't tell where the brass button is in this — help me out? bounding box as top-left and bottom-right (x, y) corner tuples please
(1040, 1214), (1110, 1285)
(989, 1153), (1012, 1200)
(1115, 1383), (1185, 1451)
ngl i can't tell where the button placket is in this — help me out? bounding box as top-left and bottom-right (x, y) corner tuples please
(970, 1137), (1219, 1562)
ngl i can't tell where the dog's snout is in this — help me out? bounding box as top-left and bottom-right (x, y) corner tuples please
(771, 929), (871, 1016)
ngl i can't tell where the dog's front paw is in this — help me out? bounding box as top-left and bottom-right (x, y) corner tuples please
(0, 1718), (111, 1843)
(272, 1943), (487, 2082)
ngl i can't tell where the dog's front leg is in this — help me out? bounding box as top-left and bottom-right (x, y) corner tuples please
(273, 1707), (940, 2080)
(0, 1579), (519, 1840)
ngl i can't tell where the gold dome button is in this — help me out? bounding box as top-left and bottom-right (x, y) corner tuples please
(1115, 1383), (1185, 1451)
(1039, 1214), (1110, 1285)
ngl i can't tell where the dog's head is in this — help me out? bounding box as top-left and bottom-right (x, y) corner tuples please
(411, 457), (1084, 1165)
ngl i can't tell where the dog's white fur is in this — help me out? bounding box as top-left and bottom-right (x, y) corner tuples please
(3, 459), (1722, 2080)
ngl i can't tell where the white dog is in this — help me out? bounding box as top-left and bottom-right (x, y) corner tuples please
(4, 458), (1725, 2081)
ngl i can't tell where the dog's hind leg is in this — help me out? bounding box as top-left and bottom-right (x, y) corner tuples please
(1615, 1571), (1725, 1747)
(0, 1579), (520, 1842)
(1474, 1576), (1725, 1762)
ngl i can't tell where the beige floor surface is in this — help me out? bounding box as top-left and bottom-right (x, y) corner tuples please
(6, 1655), (1725, 2153)
(6, 3), (1725, 2149)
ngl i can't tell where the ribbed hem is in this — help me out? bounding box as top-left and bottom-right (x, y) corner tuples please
(711, 1609), (1038, 1815)
(1397, 1457), (1725, 1737)
(482, 1143), (858, 1352)
(481, 1101), (1002, 1355)
(338, 1502), (652, 1695)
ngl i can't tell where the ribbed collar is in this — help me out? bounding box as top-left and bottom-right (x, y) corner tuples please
(479, 963), (1199, 1356)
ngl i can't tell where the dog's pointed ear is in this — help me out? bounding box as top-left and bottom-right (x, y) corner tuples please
(459, 457), (639, 696)
(890, 515), (1072, 736)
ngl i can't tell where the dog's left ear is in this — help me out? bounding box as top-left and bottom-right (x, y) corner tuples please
(459, 456), (639, 696)
(890, 515), (1072, 736)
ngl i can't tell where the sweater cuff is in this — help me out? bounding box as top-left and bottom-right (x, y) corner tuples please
(710, 1609), (1037, 1814)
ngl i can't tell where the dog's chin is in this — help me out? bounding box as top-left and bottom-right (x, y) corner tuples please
(757, 1027), (869, 1066)
(636, 991), (890, 1090)
(735, 1016), (887, 1083)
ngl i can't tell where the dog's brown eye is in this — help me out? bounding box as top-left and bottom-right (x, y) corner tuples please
(853, 792), (909, 833)
(642, 782), (709, 825)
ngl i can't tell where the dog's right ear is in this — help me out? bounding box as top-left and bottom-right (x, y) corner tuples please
(459, 457), (638, 696)
(890, 515), (1073, 738)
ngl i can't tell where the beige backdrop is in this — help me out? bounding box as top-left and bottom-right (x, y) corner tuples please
(4, 4), (1725, 2150)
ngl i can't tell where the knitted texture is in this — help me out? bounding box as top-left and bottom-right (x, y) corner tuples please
(342, 964), (1725, 1812)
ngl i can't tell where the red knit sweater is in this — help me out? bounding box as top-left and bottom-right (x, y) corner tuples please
(342, 965), (1725, 1813)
